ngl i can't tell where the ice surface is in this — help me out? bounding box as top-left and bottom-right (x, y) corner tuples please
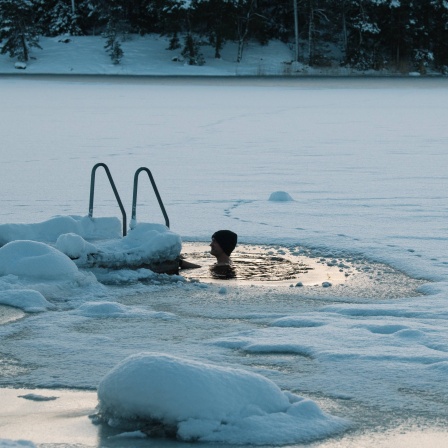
(0, 76), (447, 445)
(0, 441), (36, 448)
(73, 301), (176, 320)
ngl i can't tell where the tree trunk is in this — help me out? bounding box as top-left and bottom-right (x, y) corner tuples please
(293, 0), (299, 61)
(214, 31), (222, 58)
(21, 33), (29, 62)
(236, 0), (256, 63)
(308, 2), (314, 65)
(342, 2), (348, 54)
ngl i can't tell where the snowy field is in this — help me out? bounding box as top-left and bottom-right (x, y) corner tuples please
(0, 75), (448, 447)
(0, 35), (301, 76)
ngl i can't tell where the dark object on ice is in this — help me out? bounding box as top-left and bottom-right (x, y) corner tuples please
(58, 38), (71, 43)
(19, 393), (58, 401)
(141, 420), (177, 439)
(178, 257), (201, 270)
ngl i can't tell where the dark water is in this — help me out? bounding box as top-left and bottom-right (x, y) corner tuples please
(180, 242), (426, 299)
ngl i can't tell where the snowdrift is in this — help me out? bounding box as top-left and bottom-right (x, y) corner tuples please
(0, 215), (182, 272)
(0, 216), (182, 312)
(96, 353), (350, 444)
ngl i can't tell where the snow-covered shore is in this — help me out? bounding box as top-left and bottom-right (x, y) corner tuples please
(0, 35), (301, 76)
(0, 34), (442, 77)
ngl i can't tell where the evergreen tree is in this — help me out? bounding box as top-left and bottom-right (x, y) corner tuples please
(100, 1), (128, 63)
(191, 0), (235, 59)
(342, 0), (385, 70)
(74, 0), (107, 35)
(104, 18), (123, 63)
(181, 32), (204, 65)
(430, 0), (448, 71)
(168, 31), (181, 49)
(0, 0), (446, 73)
(160, 0), (190, 50)
(0, 0), (41, 62)
(35, 0), (82, 36)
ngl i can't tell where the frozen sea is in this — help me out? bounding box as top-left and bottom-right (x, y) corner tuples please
(0, 75), (448, 446)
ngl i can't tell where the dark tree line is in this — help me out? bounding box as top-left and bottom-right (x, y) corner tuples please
(1, 0), (448, 73)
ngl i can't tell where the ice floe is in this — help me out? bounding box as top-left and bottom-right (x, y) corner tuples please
(96, 352), (349, 445)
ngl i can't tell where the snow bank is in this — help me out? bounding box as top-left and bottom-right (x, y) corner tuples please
(0, 35), (296, 76)
(0, 216), (182, 271)
(0, 215), (121, 246)
(97, 353), (349, 445)
(0, 241), (78, 280)
(0, 238), (108, 312)
(0, 217), (182, 313)
(74, 301), (176, 319)
(268, 191), (294, 202)
(55, 233), (98, 259)
(0, 290), (55, 313)
(99, 223), (182, 265)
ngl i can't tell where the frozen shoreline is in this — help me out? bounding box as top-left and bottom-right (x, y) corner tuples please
(2, 73), (448, 84)
(1, 34), (446, 78)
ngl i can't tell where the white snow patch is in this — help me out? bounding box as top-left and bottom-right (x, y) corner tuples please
(73, 301), (176, 320)
(55, 233), (98, 259)
(0, 441), (36, 448)
(0, 215), (121, 246)
(0, 217), (182, 272)
(0, 241), (78, 280)
(97, 353), (349, 444)
(98, 223), (181, 264)
(268, 191), (294, 202)
(0, 290), (55, 313)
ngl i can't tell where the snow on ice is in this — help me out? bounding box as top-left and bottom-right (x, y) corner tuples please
(0, 35), (297, 77)
(268, 191), (294, 202)
(0, 215), (121, 246)
(0, 240), (78, 280)
(73, 301), (176, 320)
(0, 441), (36, 448)
(96, 353), (349, 445)
(0, 74), (448, 446)
(0, 290), (54, 313)
(0, 216), (181, 312)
